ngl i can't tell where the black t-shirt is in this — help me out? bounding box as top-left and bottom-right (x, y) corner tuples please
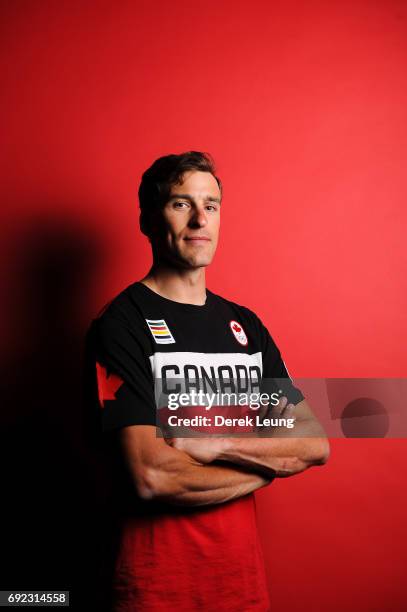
(88, 280), (305, 611)
(91, 281), (304, 432)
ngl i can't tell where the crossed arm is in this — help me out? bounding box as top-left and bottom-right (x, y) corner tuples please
(117, 398), (329, 507)
(168, 398), (330, 479)
(118, 425), (273, 507)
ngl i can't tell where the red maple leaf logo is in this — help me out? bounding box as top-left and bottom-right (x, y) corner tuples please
(96, 361), (124, 408)
(232, 323), (242, 333)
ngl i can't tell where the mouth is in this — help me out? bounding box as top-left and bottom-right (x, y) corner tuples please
(184, 236), (211, 242)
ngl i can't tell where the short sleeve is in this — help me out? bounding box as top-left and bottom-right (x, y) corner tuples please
(258, 318), (305, 406)
(91, 315), (158, 431)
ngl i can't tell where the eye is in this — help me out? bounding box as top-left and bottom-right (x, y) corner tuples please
(206, 204), (218, 212)
(173, 201), (189, 208)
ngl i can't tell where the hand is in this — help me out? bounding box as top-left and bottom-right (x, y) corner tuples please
(256, 395), (296, 428)
(271, 395), (296, 419)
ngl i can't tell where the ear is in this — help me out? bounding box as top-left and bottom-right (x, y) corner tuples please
(142, 207), (166, 238)
(139, 211), (151, 239)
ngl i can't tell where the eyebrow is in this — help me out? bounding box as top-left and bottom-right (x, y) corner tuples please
(168, 193), (221, 204)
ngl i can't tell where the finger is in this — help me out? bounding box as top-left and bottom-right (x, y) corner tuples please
(256, 403), (270, 421)
(279, 396), (288, 409)
(283, 403), (295, 417)
(272, 395), (287, 417)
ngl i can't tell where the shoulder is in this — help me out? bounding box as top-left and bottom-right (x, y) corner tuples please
(95, 281), (145, 325)
(89, 281), (149, 345)
(208, 289), (265, 334)
(208, 290), (282, 356)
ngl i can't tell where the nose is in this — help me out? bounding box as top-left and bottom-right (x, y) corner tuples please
(189, 206), (208, 228)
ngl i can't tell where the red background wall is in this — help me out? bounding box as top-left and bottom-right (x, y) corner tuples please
(1, 0), (406, 610)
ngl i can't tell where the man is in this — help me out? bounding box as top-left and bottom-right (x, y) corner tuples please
(91, 151), (329, 611)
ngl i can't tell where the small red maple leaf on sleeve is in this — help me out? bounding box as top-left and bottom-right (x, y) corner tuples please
(232, 323), (241, 333)
(96, 361), (124, 408)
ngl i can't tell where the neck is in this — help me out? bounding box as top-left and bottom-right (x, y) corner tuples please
(140, 263), (207, 305)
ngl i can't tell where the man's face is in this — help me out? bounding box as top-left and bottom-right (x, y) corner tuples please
(152, 170), (221, 269)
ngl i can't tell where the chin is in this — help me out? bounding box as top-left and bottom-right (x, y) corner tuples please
(185, 256), (213, 269)
(177, 249), (214, 268)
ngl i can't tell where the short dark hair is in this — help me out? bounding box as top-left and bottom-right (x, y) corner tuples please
(138, 150), (222, 238)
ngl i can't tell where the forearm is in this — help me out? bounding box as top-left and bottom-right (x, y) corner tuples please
(167, 398), (330, 479)
(210, 397), (331, 478)
(169, 416), (330, 479)
(143, 450), (272, 506)
(218, 432), (329, 478)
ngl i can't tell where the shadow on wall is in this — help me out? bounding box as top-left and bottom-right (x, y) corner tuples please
(0, 213), (115, 610)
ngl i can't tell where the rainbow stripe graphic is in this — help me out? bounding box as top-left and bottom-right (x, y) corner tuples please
(146, 318), (176, 344)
